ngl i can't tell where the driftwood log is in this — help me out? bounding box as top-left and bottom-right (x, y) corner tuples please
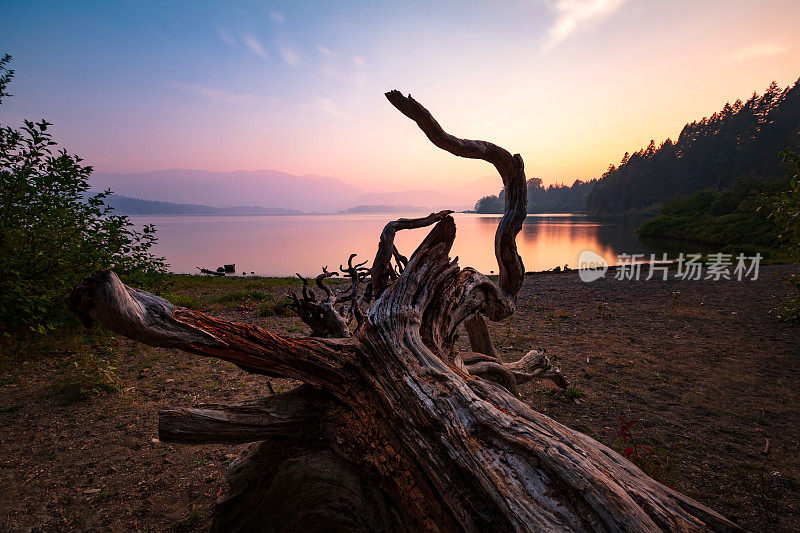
(69, 91), (743, 532)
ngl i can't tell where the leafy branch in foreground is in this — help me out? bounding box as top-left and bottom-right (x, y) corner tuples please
(768, 150), (800, 259)
(0, 54), (167, 332)
(766, 150), (800, 321)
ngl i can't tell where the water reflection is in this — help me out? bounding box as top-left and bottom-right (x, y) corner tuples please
(482, 214), (662, 272)
(131, 213), (673, 277)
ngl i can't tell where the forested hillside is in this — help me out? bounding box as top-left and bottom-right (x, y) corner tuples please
(474, 79), (800, 215)
(587, 79), (800, 214)
(474, 177), (596, 213)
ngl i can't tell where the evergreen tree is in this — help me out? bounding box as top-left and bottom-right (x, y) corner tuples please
(586, 79), (800, 214)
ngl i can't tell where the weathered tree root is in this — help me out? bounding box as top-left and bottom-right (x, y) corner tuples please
(69, 90), (743, 532)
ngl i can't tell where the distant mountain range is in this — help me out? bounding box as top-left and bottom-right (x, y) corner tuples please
(106, 195), (438, 216)
(92, 169), (363, 212)
(105, 195), (302, 215)
(92, 169), (496, 213)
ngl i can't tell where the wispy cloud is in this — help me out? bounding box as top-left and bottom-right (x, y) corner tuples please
(304, 96), (354, 120)
(218, 28), (236, 47)
(242, 33), (269, 58)
(165, 81), (257, 104)
(317, 45), (334, 56)
(269, 10), (285, 23)
(319, 53), (367, 87)
(729, 43), (788, 61)
(541, 0), (629, 53)
(322, 62), (367, 88)
(280, 45), (302, 66)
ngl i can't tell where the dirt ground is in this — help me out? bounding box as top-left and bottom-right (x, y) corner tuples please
(1, 265), (798, 531)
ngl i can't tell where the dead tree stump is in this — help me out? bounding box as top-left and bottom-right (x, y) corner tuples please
(69, 91), (743, 532)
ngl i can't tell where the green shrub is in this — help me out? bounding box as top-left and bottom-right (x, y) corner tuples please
(0, 55), (167, 332)
(764, 151), (800, 320)
(766, 150), (800, 259)
(638, 175), (785, 250)
(774, 275), (800, 322)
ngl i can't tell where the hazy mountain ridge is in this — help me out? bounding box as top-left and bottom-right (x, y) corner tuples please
(92, 169), (364, 212)
(105, 195), (303, 215)
(92, 169), (496, 212)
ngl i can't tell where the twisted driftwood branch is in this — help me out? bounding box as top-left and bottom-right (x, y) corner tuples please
(67, 90), (743, 532)
(338, 253), (368, 328)
(370, 209), (453, 299)
(289, 268), (350, 338)
(385, 90), (526, 299)
(159, 385), (322, 444)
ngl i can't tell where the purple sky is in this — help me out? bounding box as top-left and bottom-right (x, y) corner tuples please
(2, 0), (799, 192)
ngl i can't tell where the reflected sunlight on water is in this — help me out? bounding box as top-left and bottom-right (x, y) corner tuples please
(130, 213), (660, 277)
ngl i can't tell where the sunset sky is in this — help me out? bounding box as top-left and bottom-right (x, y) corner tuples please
(2, 0), (800, 193)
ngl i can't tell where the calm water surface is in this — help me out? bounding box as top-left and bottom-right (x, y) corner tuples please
(130, 213), (666, 277)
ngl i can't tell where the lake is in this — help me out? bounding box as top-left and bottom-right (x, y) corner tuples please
(130, 213), (669, 277)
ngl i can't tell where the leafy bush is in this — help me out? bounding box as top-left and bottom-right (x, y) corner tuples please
(767, 150), (800, 259)
(0, 55), (167, 332)
(775, 275), (800, 322)
(765, 152), (800, 320)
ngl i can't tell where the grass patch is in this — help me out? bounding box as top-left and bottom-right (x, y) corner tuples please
(175, 509), (203, 532)
(212, 290), (270, 304)
(0, 327), (122, 404)
(167, 274), (307, 293)
(162, 293), (199, 309)
(56, 353), (120, 405)
(133, 351), (165, 370)
(258, 297), (293, 317)
(91, 491), (117, 504)
(565, 384), (584, 400)
(149, 274), (288, 309)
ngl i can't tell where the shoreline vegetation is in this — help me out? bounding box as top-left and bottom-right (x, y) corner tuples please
(637, 180), (789, 261)
(638, 150), (800, 262)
